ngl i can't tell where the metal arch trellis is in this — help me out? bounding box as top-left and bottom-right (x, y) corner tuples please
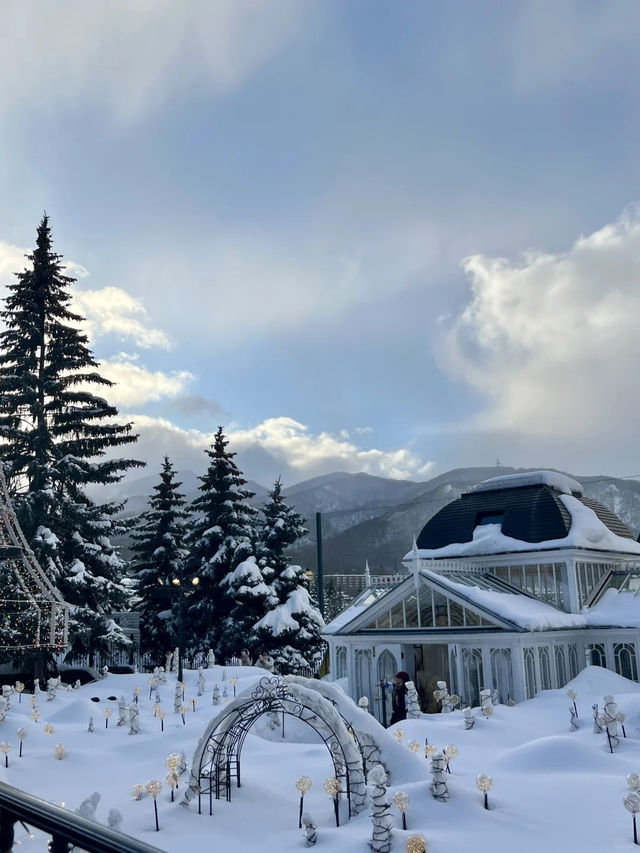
(194, 677), (361, 819)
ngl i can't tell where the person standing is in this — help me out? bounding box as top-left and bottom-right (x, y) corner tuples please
(390, 671), (410, 725)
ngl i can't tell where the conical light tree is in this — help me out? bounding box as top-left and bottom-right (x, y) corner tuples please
(182, 427), (257, 658)
(0, 215), (143, 664)
(132, 457), (188, 665)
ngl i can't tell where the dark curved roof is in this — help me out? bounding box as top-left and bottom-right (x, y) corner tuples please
(416, 484), (634, 550)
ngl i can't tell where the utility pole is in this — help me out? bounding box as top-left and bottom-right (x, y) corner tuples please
(316, 512), (324, 616)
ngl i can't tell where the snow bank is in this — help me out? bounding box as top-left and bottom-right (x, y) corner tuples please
(565, 664), (640, 695)
(585, 588), (640, 627)
(494, 735), (606, 773)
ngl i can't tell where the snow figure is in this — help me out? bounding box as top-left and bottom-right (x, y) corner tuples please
(197, 667), (205, 697)
(592, 703), (603, 734)
(74, 680), (81, 690)
(159, 666), (167, 684)
(302, 813), (317, 846)
(463, 707), (475, 730)
(46, 679), (57, 702)
(178, 751), (188, 775)
(174, 682), (182, 713)
(212, 685), (220, 705)
(437, 680), (454, 713)
(117, 696), (128, 727)
(367, 764), (392, 853)
(87, 716), (94, 733)
(405, 681), (421, 719)
(0, 698), (7, 726)
(33, 679), (40, 697)
(76, 792), (101, 820)
(480, 689), (493, 718)
(491, 688), (499, 705)
(222, 686), (228, 700)
(171, 647), (179, 674)
(107, 809), (123, 832)
(430, 752), (449, 801)
(207, 649), (216, 668)
(128, 703), (139, 735)
(154, 691), (161, 705)
(240, 648), (252, 667)
(102, 666), (109, 678)
(358, 696), (370, 713)
(0, 687), (11, 711)
(165, 650), (173, 673)
(602, 695), (619, 752)
(256, 653), (274, 672)
(569, 703), (580, 731)
(222, 669), (227, 681)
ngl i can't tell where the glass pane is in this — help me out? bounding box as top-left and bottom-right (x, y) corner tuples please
(419, 587), (434, 627)
(390, 601), (405, 628)
(377, 610), (390, 628)
(404, 593), (419, 627)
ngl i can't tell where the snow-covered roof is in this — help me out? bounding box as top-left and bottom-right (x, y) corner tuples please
(473, 470), (584, 496)
(323, 587), (389, 635)
(407, 494), (640, 560)
(584, 588), (640, 628)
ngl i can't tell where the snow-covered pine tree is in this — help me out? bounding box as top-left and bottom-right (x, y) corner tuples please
(131, 457), (188, 665)
(182, 427), (257, 659)
(253, 480), (324, 673)
(0, 215), (143, 664)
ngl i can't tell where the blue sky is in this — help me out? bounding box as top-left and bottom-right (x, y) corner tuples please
(1, 0), (640, 485)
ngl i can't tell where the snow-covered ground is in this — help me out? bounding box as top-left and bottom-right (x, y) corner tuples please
(4, 664), (640, 851)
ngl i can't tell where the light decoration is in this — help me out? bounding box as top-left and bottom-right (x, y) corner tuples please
(104, 708), (112, 729)
(179, 704), (188, 725)
(43, 723), (54, 735)
(53, 743), (66, 760)
(230, 676), (238, 698)
(133, 687), (141, 704)
(443, 744), (458, 774)
(476, 774), (493, 809)
(628, 773), (640, 791)
(296, 776), (312, 827)
(392, 791), (409, 830)
(191, 698), (196, 713)
(0, 741), (10, 767)
(153, 704), (160, 717)
(132, 784), (144, 801)
(567, 688), (578, 720)
(165, 753), (181, 771)
(30, 709), (39, 723)
(157, 708), (166, 731)
(449, 694), (460, 707)
(393, 729), (405, 743)
(148, 677), (157, 700)
(408, 740), (420, 753)
(481, 703), (494, 719)
(15, 682), (24, 703)
(145, 780), (162, 831)
(166, 770), (179, 801)
(406, 834), (426, 853)
(432, 689), (442, 703)
(16, 727), (27, 757)
(425, 744), (437, 758)
(30, 696), (37, 708)
(324, 777), (341, 827)
(617, 711), (628, 738)
(624, 791), (640, 845)
(181, 682), (187, 701)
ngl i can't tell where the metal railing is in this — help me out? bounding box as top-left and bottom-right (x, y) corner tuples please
(0, 782), (166, 853)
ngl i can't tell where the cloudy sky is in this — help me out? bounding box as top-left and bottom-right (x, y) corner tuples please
(1, 0), (639, 486)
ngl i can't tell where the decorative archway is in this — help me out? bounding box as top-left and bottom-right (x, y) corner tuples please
(182, 677), (366, 818)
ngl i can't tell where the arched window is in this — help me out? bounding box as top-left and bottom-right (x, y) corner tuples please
(490, 648), (513, 704)
(449, 646), (459, 697)
(538, 646), (552, 690)
(355, 649), (373, 709)
(461, 648), (484, 707)
(335, 646), (347, 680)
(614, 643), (638, 682)
(555, 646), (567, 688)
(590, 643), (606, 668)
(524, 647), (537, 699)
(377, 649), (398, 724)
(568, 644), (579, 679)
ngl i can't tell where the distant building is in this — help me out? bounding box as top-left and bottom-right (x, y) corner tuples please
(324, 471), (640, 721)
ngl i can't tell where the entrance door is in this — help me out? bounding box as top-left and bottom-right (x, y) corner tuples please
(414, 644), (450, 713)
(376, 650), (397, 725)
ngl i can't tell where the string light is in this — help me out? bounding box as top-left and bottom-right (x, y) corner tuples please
(393, 729), (405, 742)
(53, 744), (65, 760)
(406, 834), (426, 853)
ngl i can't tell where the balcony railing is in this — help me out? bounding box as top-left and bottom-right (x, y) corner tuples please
(0, 781), (166, 853)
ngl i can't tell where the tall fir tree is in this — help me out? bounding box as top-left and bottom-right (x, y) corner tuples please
(254, 480), (324, 672)
(182, 426), (257, 658)
(0, 215), (143, 663)
(131, 457), (188, 665)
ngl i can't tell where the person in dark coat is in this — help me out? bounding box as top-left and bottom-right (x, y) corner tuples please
(390, 671), (410, 725)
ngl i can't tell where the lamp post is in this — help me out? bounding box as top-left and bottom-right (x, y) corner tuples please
(160, 576), (200, 682)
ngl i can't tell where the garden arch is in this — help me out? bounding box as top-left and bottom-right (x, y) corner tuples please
(181, 677), (366, 818)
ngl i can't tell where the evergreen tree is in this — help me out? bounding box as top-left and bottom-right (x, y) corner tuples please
(131, 457), (188, 664)
(254, 480), (324, 673)
(0, 215), (143, 662)
(182, 426), (256, 658)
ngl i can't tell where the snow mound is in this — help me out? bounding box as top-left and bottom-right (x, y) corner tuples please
(45, 698), (110, 724)
(495, 736), (603, 773)
(565, 664), (640, 695)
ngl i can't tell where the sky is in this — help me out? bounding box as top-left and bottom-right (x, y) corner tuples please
(1, 0), (640, 487)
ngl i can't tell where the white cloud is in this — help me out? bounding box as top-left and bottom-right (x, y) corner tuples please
(119, 414), (434, 484)
(444, 208), (640, 449)
(74, 286), (170, 349)
(0, 241), (28, 279)
(0, 1), (304, 123)
(98, 356), (193, 407)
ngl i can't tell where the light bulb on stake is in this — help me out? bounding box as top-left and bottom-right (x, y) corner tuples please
(628, 773), (640, 791)
(44, 723), (55, 735)
(133, 687), (141, 704)
(104, 708), (112, 729)
(179, 704), (188, 725)
(296, 776), (312, 828)
(406, 834), (426, 853)
(408, 740), (420, 753)
(166, 771), (179, 801)
(31, 709), (39, 723)
(15, 682), (24, 703)
(393, 729), (405, 743)
(392, 791), (409, 830)
(53, 744), (65, 761)
(230, 676), (238, 698)
(145, 780), (162, 831)
(624, 791), (640, 845)
(157, 708), (166, 732)
(0, 741), (11, 767)
(476, 774), (493, 809)
(16, 728), (27, 757)
(443, 744), (458, 774)
(324, 777), (341, 827)
(165, 753), (181, 771)
(132, 784), (144, 801)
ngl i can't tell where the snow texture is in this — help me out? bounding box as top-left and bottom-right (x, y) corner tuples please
(473, 470), (584, 496)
